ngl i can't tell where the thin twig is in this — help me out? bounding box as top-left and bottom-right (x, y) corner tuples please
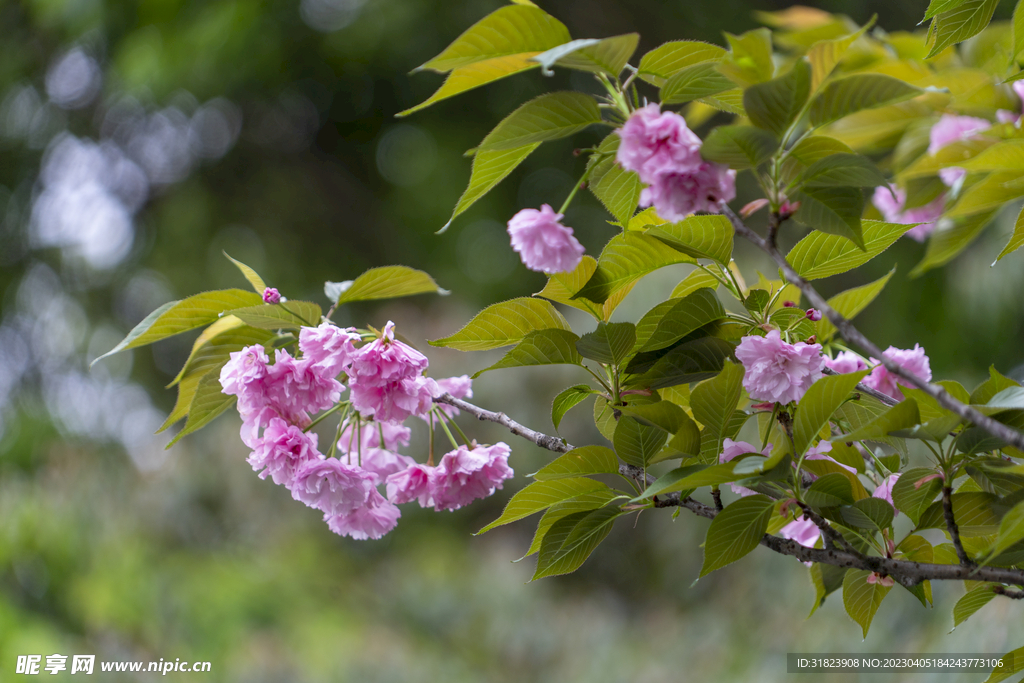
(943, 485), (973, 567)
(799, 503), (859, 555)
(822, 367), (899, 407)
(720, 204), (1024, 452)
(434, 393), (1024, 588)
(994, 586), (1024, 599)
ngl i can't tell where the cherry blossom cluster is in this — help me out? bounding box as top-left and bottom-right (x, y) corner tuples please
(218, 320), (513, 540)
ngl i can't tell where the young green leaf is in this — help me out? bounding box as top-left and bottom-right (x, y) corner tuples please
(637, 40), (727, 86)
(699, 125), (779, 169)
(532, 33), (639, 76)
(700, 495), (774, 577)
(792, 186), (865, 250)
(531, 446), (619, 481)
(809, 563), (849, 617)
(551, 385), (597, 431)
(786, 220), (917, 280)
(574, 232), (695, 304)
(477, 477), (613, 534)
(995, 204), (1024, 262)
(431, 298), (570, 351)
(742, 59), (811, 136)
(330, 266), (447, 305)
(645, 214), (734, 265)
(924, 0), (971, 22)
(796, 153), (888, 189)
(916, 492), (1002, 537)
(576, 322), (636, 365)
(985, 500), (1024, 561)
(660, 62), (736, 105)
(926, 0), (1000, 59)
(970, 366), (1021, 405)
(794, 370), (870, 456)
(400, 57), (544, 117)
(843, 569), (892, 638)
(613, 415), (668, 468)
(806, 18), (875, 90)
(626, 336), (735, 390)
(808, 74), (923, 127)
(832, 398), (921, 443)
(910, 209), (999, 277)
(958, 139), (1024, 173)
(477, 92), (602, 152)
(953, 583), (998, 628)
(636, 289), (727, 352)
(166, 371), (237, 447)
(473, 329), (583, 377)
(230, 301), (322, 330)
(803, 473), (856, 508)
(983, 645), (1024, 683)
(689, 360), (745, 460)
(523, 491), (621, 557)
(224, 252), (267, 293)
(533, 506), (623, 579)
(840, 497), (895, 532)
(720, 28), (775, 85)
(947, 172), (1024, 218)
(441, 143), (540, 232)
(670, 269), (720, 298)
(814, 268), (894, 342)
(587, 133), (643, 226)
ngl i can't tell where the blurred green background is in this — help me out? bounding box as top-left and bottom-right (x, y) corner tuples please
(1, 0), (1023, 680)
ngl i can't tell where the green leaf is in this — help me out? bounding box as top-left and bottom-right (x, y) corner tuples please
(700, 125), (779, 170)
(551, 385), (596, 431)
(689, 360), (745, 460)
(478, 477), (612, 534)
(534, 256), (631, 322)
(808, 75), (923, 127)
(229, 301), (322, 330)
(627, 337), (735, 391)
(587, 133), (643, 229)
(331, 266), (447, 305)
(638, 40), (727, 87)
(478, 92), (602, 152)
(836, 395), (909, 458)
(788, 135), (856, 166)
(633, 463), (707, 500)
(841, 497), (895, 531)
(442, 143), (539, 232)
(576, 322), (636, 366)
(787, 220), (917, 280)
(794, 370), (870, 456)
(804, 473), (856, 508)
(833, 398), (921, 443)
(927, 0), (1001, 59)
(645, 215), (734, 265)
(670, 269), (720, 299)
(524, 490), (621, 558)
(797, 153), (888, 189)
(574, 232), (695, 304)
(996, 204), (1024, 262)
(166, 371), (237, 447)
(635, 291), (726, 354)
(843, 569), (892, 638)
(93, 289), (263, 365)
(924, 0), (971, 21)
(400, 57), (543, 117)
(958, 139), (1024, 173)
(660, 62), (736, 105)
(532, 34), (639, 76)
(721, 28), (775, 85)
(743, 59), (811, 137)
(917, 492), (1002, 537)
(700, 495), (774, 577)
(814, 268), (894, 342)
(793, 186), (865, 250)
(533, 506), (623, 579)
(986, 500), (1024, 560)
(953, 583), (998, 628)
(947, 172), (1024, 218)
(809, 563), (849, 617)
(532, 446), (619, 481)
(1014, 0), (1024, 62)
(224, 252), (267, 294)
(910, 209), (999, 277)
(618, 400), (688, 434)
(614, 416), (668, 468)
(983, 645), (1024, 683)
(474, 329), (582, 377)
(806, 19), (875, 90)
(970, 366), (1021, 405)
(431, 298), (570, 351)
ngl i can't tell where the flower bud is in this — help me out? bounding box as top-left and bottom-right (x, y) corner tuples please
(740, 198), (770, 218)
(806, 308), (822, 322)
(263, 287), (281, 304)
(782, 300), (796, 308)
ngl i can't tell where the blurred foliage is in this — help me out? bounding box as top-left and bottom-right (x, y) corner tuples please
(1, 0), (1023, 679)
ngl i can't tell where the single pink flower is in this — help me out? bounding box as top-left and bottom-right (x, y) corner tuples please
(872, 473), (900, 510)
(324, 489), (401, 540)
(806, 308), (822, 322)
(262, 287), (281, 304)
(507, 205), (585, 274)
(825, 351), (868, 375)
(719, 438), (773, 497)
(289, 457), (377, 516)
(431, 443), (514, 511)
(386, 463), (436, 507)
(265, 349), (344, 424)
(616, 104), (704, 180)
(638, 162), (736, 221)
(357, 448), (418, 483)
(928, 114), (991, 155)
(219, 344), (271, 416)
(735, 330), (825, 405)
(299, 322), (361, 377)
(804, 440), (856, 475)
(780, 516), (820, 548)
(872, 185), (945, 242)
(348, 321), (428, 385)
(247, 417), (321, 485)
(350, 375), (440, 423)
(862, 345), (931, 401)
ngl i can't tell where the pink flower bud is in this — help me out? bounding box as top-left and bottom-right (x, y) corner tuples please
(866, 572), (894, 587)
(740, 198), (770, 218)
(914, 472), (944, 489)
(806, 308), (822, 322)
(782, 300), (796, 308)
(263, 287), (281, 304)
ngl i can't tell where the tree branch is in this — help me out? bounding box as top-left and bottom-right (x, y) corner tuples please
(435, 393), (1024, 588)
(720, 204), (1024, 452)
(822, 367), (899, 407)
(994, 585), (1024, 599)
(943, 485), (973, 567)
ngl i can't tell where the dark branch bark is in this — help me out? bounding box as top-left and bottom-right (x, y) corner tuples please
(432, 395), (1024, 588)
(943, 485), (973, 567)
(721, 204), (1024, 452)
(994, 586), (1024, 599)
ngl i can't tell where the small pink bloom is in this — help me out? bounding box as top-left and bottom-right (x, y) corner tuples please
(872, 185), (945, 242)
(386, 463), (436, 507)
(825, 351), (868, 375)
(780, 516), (820, 548)
(299, 323), (361, 377)
(740, 198), (769, 218)
(638, 162), (737, 221)
(219, 345), (271, 416)
(507, 205), (585, 274)
(863, 345), (931, 401)
(262, 287), (281, 304)
(616, 104), (704, 180)
(872, 473), (900, 510)
(806, 308), (822, 322)
(720, 438), (773, 497)
(247, 417), (321, 485)
(928, 114), (991, 155)
(997, 109), (1019, 124)
(804, 440), (856, 475)
(735, 330), (825, 405)
(782, 301), (796, 308)
(289, 458), (377, 516)
(348, 321), (429, 385)
(431, 443), (514, 511)
(324, 489), (401, 540)
(266, 349), (344, 424)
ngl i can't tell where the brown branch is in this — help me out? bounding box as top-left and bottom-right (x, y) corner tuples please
(433, 393), (1024, 588)
(994, 586), (1024, 599)
(798, 503), (858, 555)
(821, 367), (899, 408)
(943, 485), (973, 567)
(721, 204), (1024, 452)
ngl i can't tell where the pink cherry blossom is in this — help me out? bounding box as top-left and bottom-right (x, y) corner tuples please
(348, 321), (428, 385)
(324, 489), (401, 540)
(719, 438), (773, 496)
(347, 322), (439, 422)
(616, 104), (704, 180)
(289, 457), (377, 516)
(863, 345), (931, 401)
(928, 114), (991, 155)
(805, 308), (822, 322)
(434, 375), (473, 418)
(246, 418), (321, 485)
(219, 344), (271, 415)
(804, 440), (856, 475)
(386, 463), (435, 507)
(507, 205), (585, 274)
(338, 420), (412, 453)
(358, 448), (418, 483)
(872, 185), (945, 242)
(825, 351), (868, 375)
(349, 375), (440, 423)
(735, 330), (825, 405)
(262, 287), (281, 304)
(872, 473), (900, 510)
(299, 322), (361, 377)
(638, 162), (736, 221)
(265, 349), (344, 424)
(431, 443), (513, 511)
(779, 516), (820, 548)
